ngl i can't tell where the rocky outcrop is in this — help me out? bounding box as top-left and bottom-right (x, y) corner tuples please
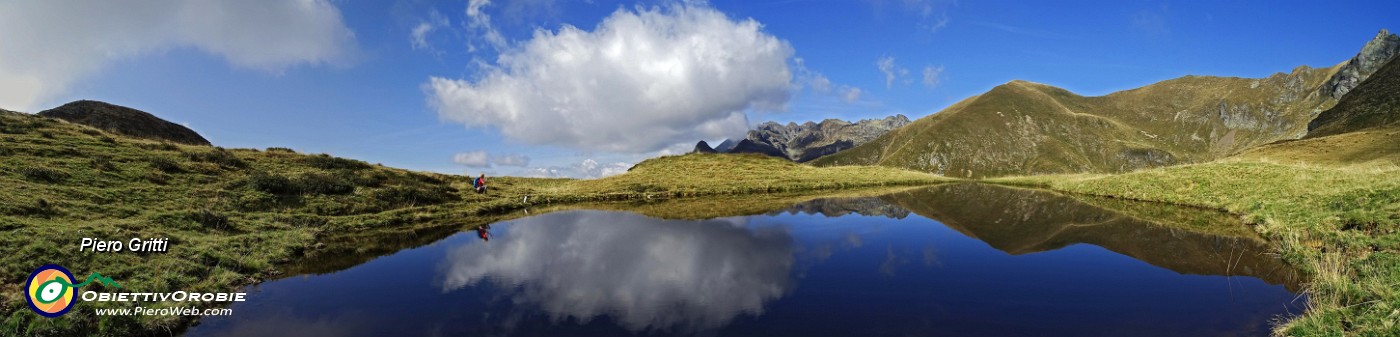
(38, 100), (210, 145)
(1308, 54), (1400, 137)
(744, 115), (910, 162)
(727, 139), (786, 158)
(1319, 29), (1400, 99)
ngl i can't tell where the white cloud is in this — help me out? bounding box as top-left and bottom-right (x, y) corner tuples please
(523, 159), (634, 179)
(493, 153), (531, 167)
(810, 74), (834, 93)
(465, 0), (508, 52)
(871, 0), (956, 34)
(428, 3), (793, 153)
(454, 151), (531, 168)
(411, 10), (450, 51)
(876, 56), (910, 88)
(453, 151), (492, 167)
(841, 87), (863, 102)
(0, 0), (356, 111)
(923, 12), (950, 33)
(792, 57), (864, 104)
(442, 211), (793, 332)
(922, 65), (944, 88)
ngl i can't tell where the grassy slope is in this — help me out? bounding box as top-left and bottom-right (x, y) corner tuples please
(0, 110), (948, 336)
(813, 65), (1340, 178)
(1237, 128), (1400, 166)
(987, 55), (1400, 336)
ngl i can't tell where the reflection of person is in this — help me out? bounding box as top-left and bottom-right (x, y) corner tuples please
(473, 174), (488, 194)
(476, 224), (491, 242)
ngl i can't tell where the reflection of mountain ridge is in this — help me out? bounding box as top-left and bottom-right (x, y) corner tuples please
(774, 197), (911, 219)
(883, 183), (1303, 291)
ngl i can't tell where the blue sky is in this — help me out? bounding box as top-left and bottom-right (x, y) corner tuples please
(2, 0), (1396, 177)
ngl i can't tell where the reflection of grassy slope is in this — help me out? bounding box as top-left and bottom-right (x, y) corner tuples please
(992, 162), (1400, 335)
(882, 184), (1300, 290)
(814, 66), (1339, 178)
(0, 110), (948, 336)
(557, 186), (926, 220)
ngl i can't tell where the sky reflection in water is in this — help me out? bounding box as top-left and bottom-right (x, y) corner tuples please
(186, 184), (1302, 337)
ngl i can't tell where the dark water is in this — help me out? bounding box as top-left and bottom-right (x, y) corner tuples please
(185, 184), (1304, 336)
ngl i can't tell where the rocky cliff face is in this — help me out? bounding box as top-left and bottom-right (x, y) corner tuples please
(37, 100), (210, 146)
(1308, 55), (1400, 137)
(1319, 29), (1400, 99)
(727, 138), (787, 158)
(736, 115), (910, 162)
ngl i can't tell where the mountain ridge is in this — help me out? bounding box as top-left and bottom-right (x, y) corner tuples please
(814, 29), (1397, 177)
(720, 114), (910, 162)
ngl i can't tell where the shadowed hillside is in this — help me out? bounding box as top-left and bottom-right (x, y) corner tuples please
(37, 100), (212, 146)
(815, 30), (1399, 178)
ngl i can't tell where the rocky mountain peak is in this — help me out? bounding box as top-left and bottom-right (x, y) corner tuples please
(1320, 29), (1400, 99)
(692, 140), (718, 153)
(729, 114), (912, 162)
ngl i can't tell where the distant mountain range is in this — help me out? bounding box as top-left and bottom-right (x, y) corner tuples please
(694, 114), (910, 162)
(813, 30), (1400, 177)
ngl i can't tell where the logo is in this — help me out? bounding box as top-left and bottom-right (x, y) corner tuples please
(24, 264), (120, 318)
(26, 264), (76, 317)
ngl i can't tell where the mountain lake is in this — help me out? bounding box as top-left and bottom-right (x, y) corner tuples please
(184, 183), (1304, 337)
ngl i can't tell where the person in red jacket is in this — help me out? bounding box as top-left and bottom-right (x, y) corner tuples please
(476, 224), (491, 242)
(473, 174), (487, 194)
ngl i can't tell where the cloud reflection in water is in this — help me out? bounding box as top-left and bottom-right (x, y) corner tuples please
(440, 210), (795, 332)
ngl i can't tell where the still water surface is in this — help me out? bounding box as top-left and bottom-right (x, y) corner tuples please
(186, 184), (1303, 336)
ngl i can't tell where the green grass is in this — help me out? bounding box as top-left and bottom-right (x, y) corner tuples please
(0, 111), (950, 336)
(989, 160), (1400, 336)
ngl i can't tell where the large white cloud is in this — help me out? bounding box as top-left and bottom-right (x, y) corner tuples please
(428, 4), (794, 153)
(0, 0), (355, 111)
(441, 211), (794, 332)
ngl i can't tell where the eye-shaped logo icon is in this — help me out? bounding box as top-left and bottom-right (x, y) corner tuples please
(26, 264), (77, 318)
